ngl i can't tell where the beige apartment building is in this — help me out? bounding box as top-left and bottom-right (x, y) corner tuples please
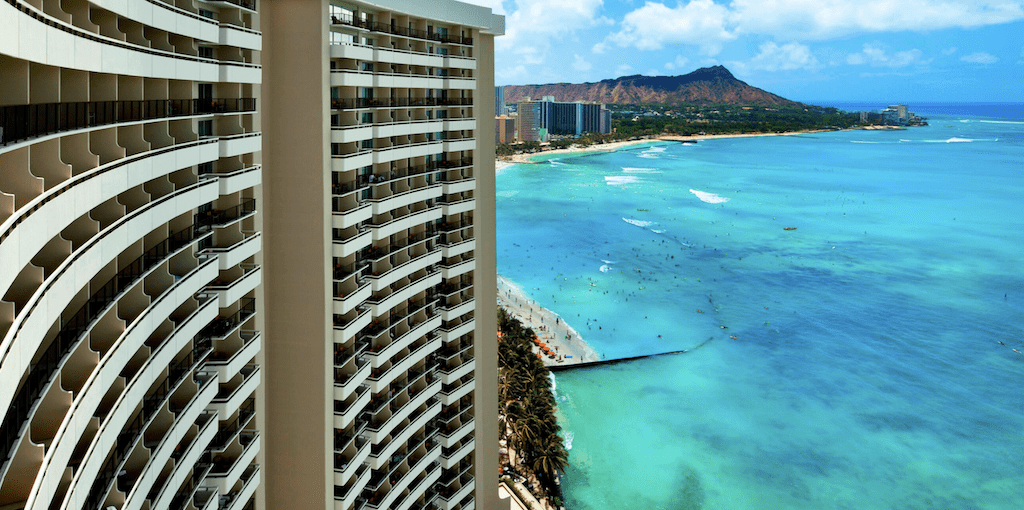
(262, 1), (503, 510)
(1, 1), (263, 510)
(1, 1), (502, 510)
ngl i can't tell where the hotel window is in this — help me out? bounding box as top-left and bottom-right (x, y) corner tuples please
(199, 46), (214, 59)
(198, 120), (213, 137)
(361, 62), (374, 72)
(361, 112), (373, 124)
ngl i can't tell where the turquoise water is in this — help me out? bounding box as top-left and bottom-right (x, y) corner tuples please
(496, 107), (1024, 510)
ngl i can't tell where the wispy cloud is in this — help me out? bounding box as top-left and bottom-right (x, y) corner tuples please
(737, 41), (820, 71)
(961, 52), (999, 63)
(846, 44), (929, 68)
(496, 0), (607, 69)
(942, 47), (958, 55)
(573, 54), (593, 72)
(603, 0), (734, 55)
(664, 55), (690, 70)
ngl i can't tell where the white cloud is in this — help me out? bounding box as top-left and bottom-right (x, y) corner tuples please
(664, 55), (690, 70)
(599, 0), (1024, 58)
(743, 41), (820, 71)
(729, 0), (1024, 39)
(846, 44), (927, 68)
(496, 0), (606, 72)
(942, 47), (958, 55)
(961, 52), (999, 63)
(573, 54), (593, 71)
(604, 0), (735, 55)
(615, 64), (634, 76)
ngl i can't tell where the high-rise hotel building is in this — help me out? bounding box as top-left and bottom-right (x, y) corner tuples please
(1, 0), (502, 510)
(262, 1), (503, 509)
(1, 1), (263, 510)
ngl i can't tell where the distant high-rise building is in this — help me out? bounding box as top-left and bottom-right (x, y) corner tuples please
(496, 86), (507, 116)
(519, 98), (611, 139)
(517, 101), (548, 142)
(496, 115), (517, 144)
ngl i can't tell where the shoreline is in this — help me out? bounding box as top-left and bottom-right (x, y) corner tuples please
(498, 129), (834, 165)
(497, 275), (601, 367)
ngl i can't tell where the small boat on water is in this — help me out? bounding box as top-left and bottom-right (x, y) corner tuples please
(784, 227), (797, 231)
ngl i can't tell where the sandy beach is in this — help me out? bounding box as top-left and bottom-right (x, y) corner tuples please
(497, 129), (834, 165)
(497, 275), (600, 367)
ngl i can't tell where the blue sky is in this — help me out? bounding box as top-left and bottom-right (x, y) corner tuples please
(469, 0), (1024, 103)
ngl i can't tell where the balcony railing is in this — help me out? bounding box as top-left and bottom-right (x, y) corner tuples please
(195, 199), (257, 230)
(0, 98), (256, 145)
(0, 225), (211, 470)
(331, 97), (473, 110)
(330, 15), (473, 45)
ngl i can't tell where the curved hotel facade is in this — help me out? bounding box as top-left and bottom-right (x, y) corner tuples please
(0, 1), (263, 510)
(2, 1), (503, 510)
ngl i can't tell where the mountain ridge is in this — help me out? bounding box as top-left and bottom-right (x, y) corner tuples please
(503, 66), (801, 106)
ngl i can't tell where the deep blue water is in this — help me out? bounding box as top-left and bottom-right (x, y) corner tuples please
(496, 105), (1024, 509)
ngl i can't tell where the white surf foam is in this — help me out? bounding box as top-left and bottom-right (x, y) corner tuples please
(599, 264), (611, 273)
(622, 167), (661, 174)
(689, 189), (730, 204)
(622, 218), (653, 227)
(980, 120), (1024, 125)
(564, 430), (574, 450)
(605, 176), (640, 185)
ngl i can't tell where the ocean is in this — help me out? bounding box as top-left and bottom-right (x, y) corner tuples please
(495, 104), (1024, 510)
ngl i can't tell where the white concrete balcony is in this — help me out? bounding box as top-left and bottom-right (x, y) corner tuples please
(218, 132), (262, 158)
(223, 464), (260, 510)
(207, 333), (261, 383)
(330, 42), (374, 61)
(332, 202), (373, 229)
(440, 359), (475, 385)
(443, 118), (477, 131)
(334, 360), (371, 401)
(333, 149), (375, 172)
(439, 418), (475, 449)
(441, 239), (475, 258)
(442, 178), (476, 195)
(334, 386), (371, 430)
(335, 464), (371, 510)
(366, 390), (441, 445)
(438, 479), (475, 510)
(334, 308), (372, 343)
(331, 125), (374, 143)
(367, 445), (442, 510)
(368, 250), (441, 293)
(443, 138), (476, 152)
(373, 140), (444, 165)
(369, 316), (441, 369)
(392, 462), (444, 510)
(332, 228), (372, 258)
(368, 272), (442, 317)
(444, 55), (477, 69)
(440, 377), (475, 406)
(207, 165), (261, 196)
(219, 23), (262, 50)
(444, 77), (477, 90)
(441, 299), (474, 322)
(370, 185), (443, 216)
(210, 266), (261, 308)
(373, 73), (444, 90)
(367, 401), (437, 469)
(374, 47), (444, 68)
(334, 280), (371, 315)
(205, 232), (260, 271)
(440, 319), (475, 344)
(218, 62), (262, 83)
(367, 338), (441, 394)
(373, 120), (444, 139)
(210, 364), (260, 418)
(331, 69), (373, 87)
(441, 439), (475, 469)
(0, 137), (218, 307)
(440, 198), (476, 216)
(0, 180), (218, 419)
(150, 407), (219, 510)
(441, 259), (475, 280)
(335, 434), (371, 486)
(208, 433), (261, 494)
(371, 206), (442, 241)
